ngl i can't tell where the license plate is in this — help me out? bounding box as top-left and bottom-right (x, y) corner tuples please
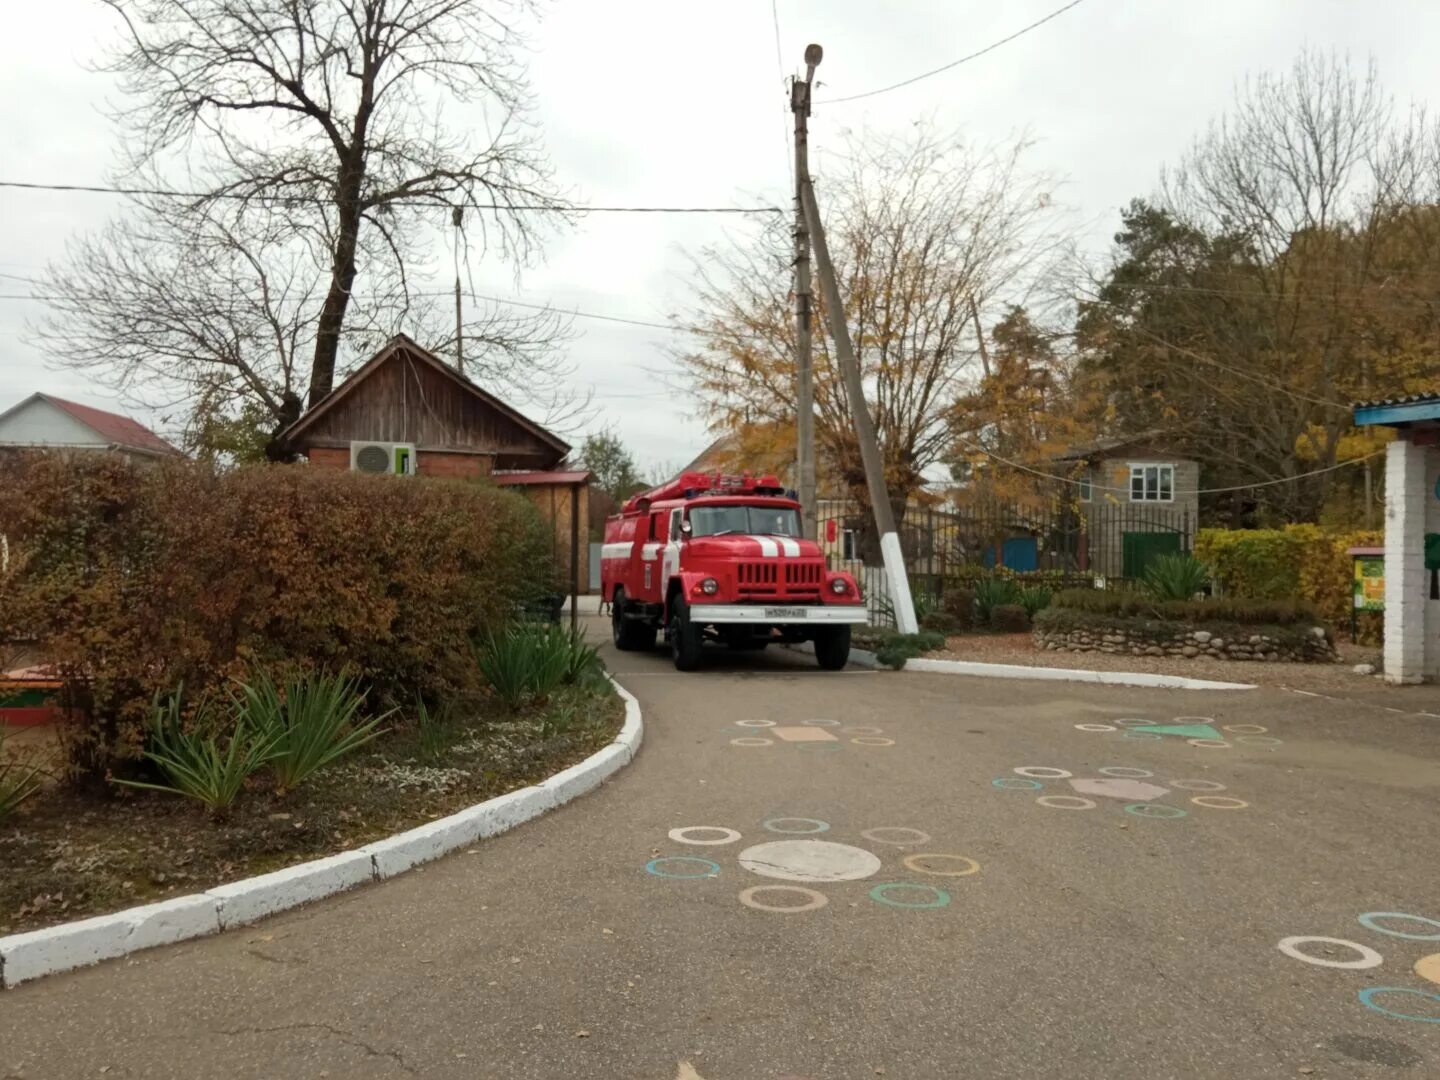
(763, 607), (805, 619)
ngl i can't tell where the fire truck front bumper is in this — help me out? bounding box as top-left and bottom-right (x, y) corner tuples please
(686, 604), (869, 625)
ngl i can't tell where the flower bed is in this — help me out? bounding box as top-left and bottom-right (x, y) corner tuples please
(1032, 606), (1336, 663)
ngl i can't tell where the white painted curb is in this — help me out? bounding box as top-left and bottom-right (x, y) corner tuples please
(783, 641), (1253, 689)
(0, 675), (643, 989)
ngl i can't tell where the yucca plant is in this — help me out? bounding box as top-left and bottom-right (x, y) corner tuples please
(973, 575), (1021, 626)
(236, 670), (389, 794)
(1142, 553), (1211, 602)
(1017, 584), (1053, 618)
(115, 687), (277, 817)
(472, 623), (592, 708)
(413, 695), (450, 763)
(0, 726), (47, 819)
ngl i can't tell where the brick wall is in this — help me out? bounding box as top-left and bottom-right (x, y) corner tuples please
(307, 446), (349, 470)
(302, 445), (492, 479)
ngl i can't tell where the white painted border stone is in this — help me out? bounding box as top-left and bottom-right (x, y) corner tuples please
(0, 675), (641, 988)
(783, 641), (1252, 690)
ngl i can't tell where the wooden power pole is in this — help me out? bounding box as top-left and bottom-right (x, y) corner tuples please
(791, 45), (821, 540)
(799, 174), (918, 634)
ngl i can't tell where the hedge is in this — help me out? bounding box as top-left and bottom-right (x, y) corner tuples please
(1195, 525), (1381, 642)
(0, 453), (553, 784)
(1049, 589), (1318, 625)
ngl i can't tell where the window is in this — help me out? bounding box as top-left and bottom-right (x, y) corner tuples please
(1129, 463), (1174, 502)
(688, 505), (802, 538)
(842, 529), (860, 561)
(669, 508), (682, 542)
(1078, 477), (1093, 503)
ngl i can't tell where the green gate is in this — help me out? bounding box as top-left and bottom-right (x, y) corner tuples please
(1122, 531), (1182, 579)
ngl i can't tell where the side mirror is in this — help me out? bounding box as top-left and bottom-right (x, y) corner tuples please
(680, 520), (693, 537)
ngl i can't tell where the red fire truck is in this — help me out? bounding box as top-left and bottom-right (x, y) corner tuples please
(601, 472), (866, 671)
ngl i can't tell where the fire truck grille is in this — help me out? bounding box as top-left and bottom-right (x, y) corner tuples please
(735, 561), (823, 599)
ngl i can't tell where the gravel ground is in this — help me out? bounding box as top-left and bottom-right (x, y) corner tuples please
(923, 633), (1421, 695)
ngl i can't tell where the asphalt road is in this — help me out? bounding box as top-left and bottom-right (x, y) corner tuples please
(3, 618), (1439, 1079)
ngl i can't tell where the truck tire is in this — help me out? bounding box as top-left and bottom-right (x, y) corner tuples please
(813, 625), (851, 671)
(611, 589), (655, 651)
(669, 596), (704, 671)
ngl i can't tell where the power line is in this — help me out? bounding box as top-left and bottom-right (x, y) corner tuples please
(0, 180), (783, 215)
(819, 0), (1087, 104)
(770, 0), (795, 190)
(952, 434), (1383, 496)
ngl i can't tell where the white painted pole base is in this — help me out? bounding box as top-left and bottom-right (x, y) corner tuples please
(880, 531), (919, 634)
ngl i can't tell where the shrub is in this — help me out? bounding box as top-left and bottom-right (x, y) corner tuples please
(941, 588), (976, 630)
(1194, 529), (1300, 600)
(236, 670), (389, 794)
(920, 611), (959, 634)
(0, 726), (46, 819)
(1017, 584), (1053, 618)
(1142, 554), (1211, 602)
(991, 604), (1031, 633)
(413, 696), (450, 763)
(0, 454), (553, 783)
(973, 575), (1021, 626)
(872, 629), (947, 670)
(1049, 588), (1318, 625)
(115, 688), (277, 817)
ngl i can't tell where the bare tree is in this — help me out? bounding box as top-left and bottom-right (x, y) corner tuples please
(35, 0), (575, 451)
(675, 126), (1068, 512)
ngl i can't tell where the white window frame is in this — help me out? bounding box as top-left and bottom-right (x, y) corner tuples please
(1128, 462), (1175, 503)
(1077, 476), (1093, 503)
(841, 529), (860, 561)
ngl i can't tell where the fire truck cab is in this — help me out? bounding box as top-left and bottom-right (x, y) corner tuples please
(601, 472), (866, 671)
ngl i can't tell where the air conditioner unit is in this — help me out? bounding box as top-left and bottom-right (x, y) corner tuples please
(349, 441), (417, 475)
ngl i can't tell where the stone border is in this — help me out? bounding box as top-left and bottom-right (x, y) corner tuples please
(784, 642), (1254, 690)
(0, 676), (642, 989)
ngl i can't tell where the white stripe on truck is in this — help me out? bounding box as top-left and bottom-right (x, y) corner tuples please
(601, 542), (633, 558)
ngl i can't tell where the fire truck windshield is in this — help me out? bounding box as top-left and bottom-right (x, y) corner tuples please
(688, 505), (801, 539)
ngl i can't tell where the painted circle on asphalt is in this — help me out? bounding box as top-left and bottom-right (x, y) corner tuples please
(738, 885), (828, 914)
(731, 737), (774, 747)
(645, 856), (721, 879)
(869, 882), (951, 909)
(668, 826), (742, 846)
(1190, 796), (1249, 810)
(1358, 912), (1440, 941)
(860, 826), (932, 846)
(735, 719), (776, 728)
(1075, 723), (1117, 732)
(795, 742), (843, 752)
(1187, 738), (1231, 749)
(802, 719), (841, 727)
(1174, 716), (1216, 724)
(1357, 987), (1440, 1023)
(1121, 732), (1163, 741)
(738, 840), (882, 883)
(1278, 936), (1384, 970)
(993, 777), (1042, 790)
(1098, 766), (1154, 778)
(1235, 735), (1283, 746)
(1415, 954), (1440, 987)
(1168, 779), (1227, 792)
(1223, 724), (1269, 734)
(1014, 766), (1072, 779)
(763, 817), (830, 834)
(903, 853), (980, 877)
(1036, 795), (1096, 810)
(843, 726), (885, 735)
(1114, 718), (1155, 727)
(851, 736), (896, 746)
(1123, 803), (1187, 819)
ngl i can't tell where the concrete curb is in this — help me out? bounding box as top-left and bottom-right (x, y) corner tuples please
(783, 642), (1253, 690)
(0, 675), (643, 989)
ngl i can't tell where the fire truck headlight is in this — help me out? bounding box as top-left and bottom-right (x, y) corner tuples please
(830, 578), (849, 595)
(700, 578), (719, 595)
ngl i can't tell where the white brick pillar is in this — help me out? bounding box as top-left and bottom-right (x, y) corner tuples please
(1383, 436), (1428, 683)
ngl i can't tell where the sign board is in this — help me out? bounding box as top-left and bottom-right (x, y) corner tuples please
(1353, 556), (1384, 612)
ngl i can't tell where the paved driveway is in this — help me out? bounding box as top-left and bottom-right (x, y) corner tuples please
(2, 619), (1439, 1079)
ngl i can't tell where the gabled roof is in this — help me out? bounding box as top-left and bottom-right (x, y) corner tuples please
(280, 333), (569, 457)
(0, 392), (179, 456)
(1050, 431), (1183, 462)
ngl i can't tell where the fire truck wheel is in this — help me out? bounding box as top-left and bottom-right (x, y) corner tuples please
(669, 597), (704, 671)
(813, 625), (852, 671)
(611, 589), (655, 652)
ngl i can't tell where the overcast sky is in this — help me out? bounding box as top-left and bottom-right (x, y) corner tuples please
(2, 0), (1437, 473)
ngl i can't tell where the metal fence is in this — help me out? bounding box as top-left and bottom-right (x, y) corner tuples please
(816, 497), (1195, 627)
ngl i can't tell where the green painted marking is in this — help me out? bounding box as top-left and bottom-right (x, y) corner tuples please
(1130, 723), (1222, 739)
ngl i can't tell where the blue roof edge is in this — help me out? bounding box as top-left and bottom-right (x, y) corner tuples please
(1353, 399), (1440, 427)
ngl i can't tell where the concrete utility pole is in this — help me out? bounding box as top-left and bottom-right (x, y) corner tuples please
(791, 44), (821, 540)
(799, 175), (919, 634)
